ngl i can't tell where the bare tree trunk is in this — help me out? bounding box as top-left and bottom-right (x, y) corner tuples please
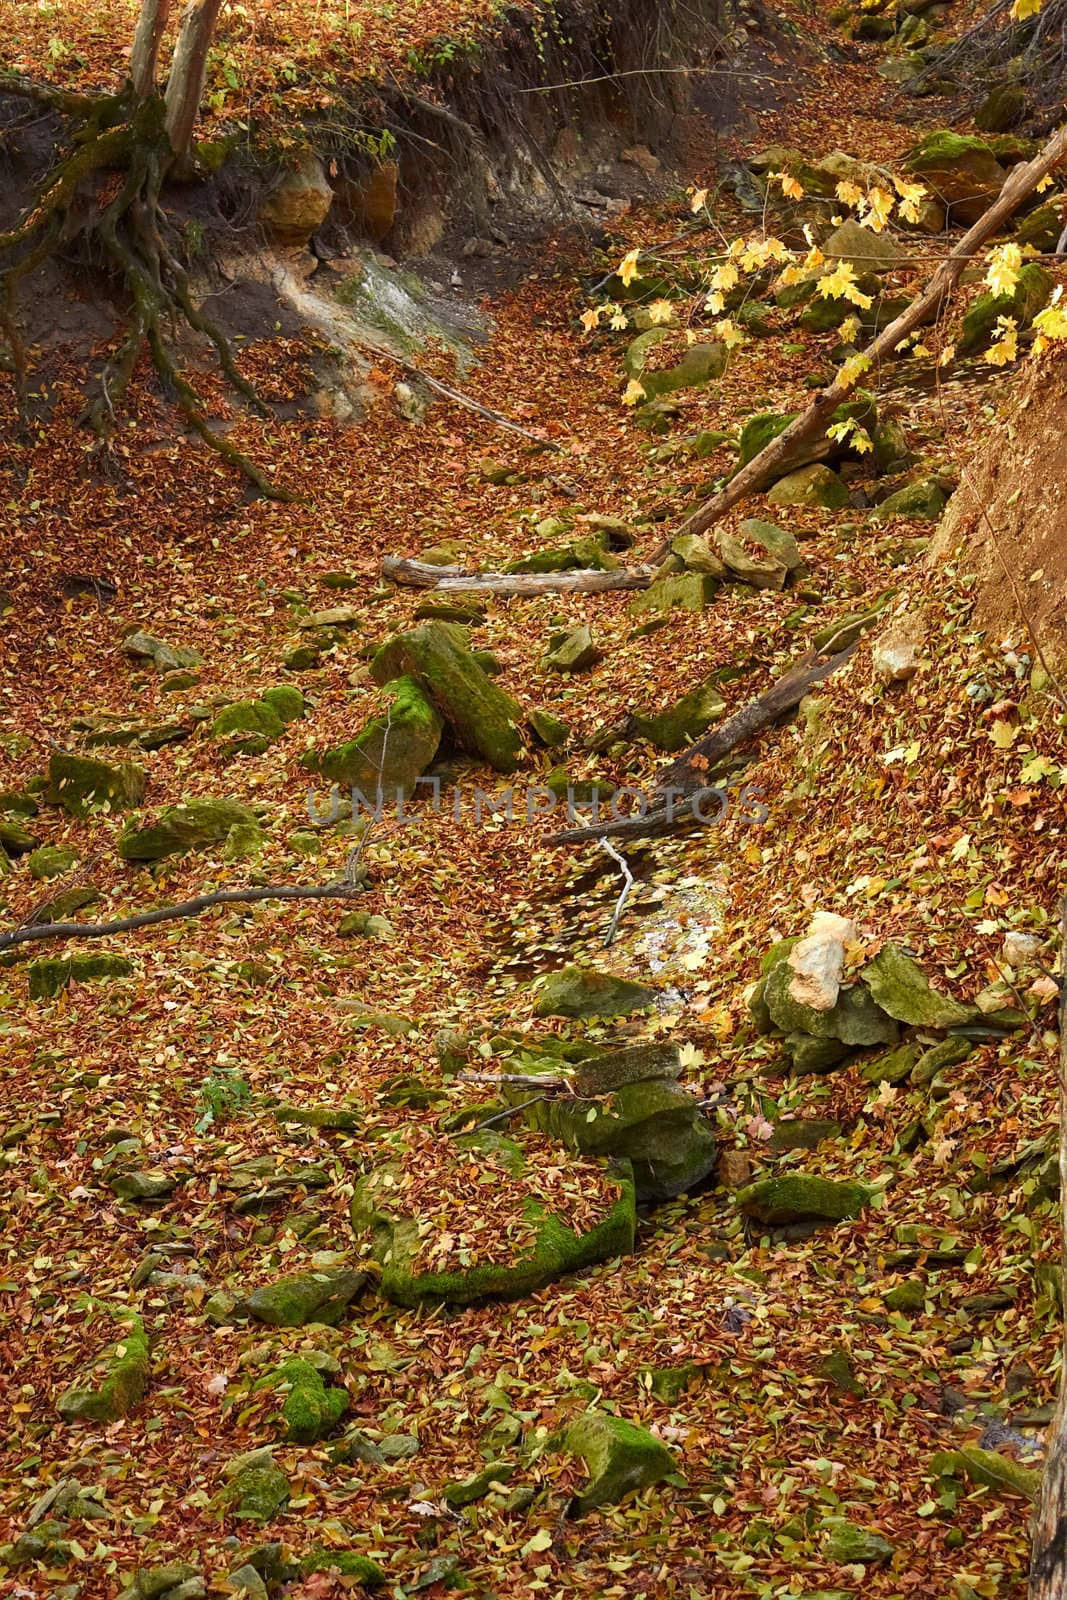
(1029, 895), (1067, 1598)
(130, 0), (172, 99)
(661, 122), (1067, 553)
(163, 0), (225, 159)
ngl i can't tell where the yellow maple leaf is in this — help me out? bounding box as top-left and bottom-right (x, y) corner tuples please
(985, 315), (1019, 366)
(609, 310), (629, 330)
(861, 186), (894, 233)
(984, 241), (1022, 298)
(836, 351), (872, 388)
(648, 299), (674, 325)
(622, 379), (647, 406)
(1033, 290), (1067, 342)
(690, 186), (709, 214)
(838, 313), (862, 342)
(705, 291), (725, 314)
(709, 261), (739, 293)
(893, 177), (928, 224)
(835, 180), (864, 207)
(618, 248), (642, 287)
(817, 261), (873, 309)
(712, 317), (745, 348)
(579, 307), (601, 332)
(1012, 0), (1042, 18)
(771, 170), (805, 201)
(938, 341), (956, 366)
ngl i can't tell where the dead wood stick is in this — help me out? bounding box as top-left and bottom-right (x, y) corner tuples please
(1028, 894), (1067, 1597)
(382, 556), (654, 595)
(548, 642), (856, 845)
(358, 339), (563, 453)
(0, 882), (364, 953)
(659, 121), (1067, 553)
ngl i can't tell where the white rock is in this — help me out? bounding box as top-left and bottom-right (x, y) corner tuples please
(1002, 930), (1042, 967)
(872, 622), (921, 683)
(786, 911), (857, 1012)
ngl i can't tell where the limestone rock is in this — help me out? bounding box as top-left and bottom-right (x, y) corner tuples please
(630, 678), (726, 751)
(823, 218), (913, 275)
(784, 911), (856, 1011)
(871, 476), (947, 522)
(765, 964), (898, 1046)
(716, 529), (789, 590)
(545, 625), (599, 673)
(872, 615), (923, 681)
(259, 155), (333, 242)
(628, 573), (718, 618)
(121, 631), (203, 672)
(572, 1043), (682, 1096)
(27, 844), (77, 880)
(562, 1409), (678, 1514)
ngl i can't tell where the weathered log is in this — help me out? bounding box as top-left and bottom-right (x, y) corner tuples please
(548, 642), (856, 844)
(382, 556), (654, 595)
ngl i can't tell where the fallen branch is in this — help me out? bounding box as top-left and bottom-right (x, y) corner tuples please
(0, 882), (364, 953)
(382, 556), (653, 595)
(1028, 894), (1067, 1598)
(549, 641), (856, 844)
(457, 1070), (567, 1088)
(663, 120), (1067, 549)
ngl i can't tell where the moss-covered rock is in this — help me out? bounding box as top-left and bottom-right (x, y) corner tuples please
(265, 1357), (349, 1443)
(975, 83), (1027, 133)
(884, 1276), (926, 1312)
(535, 965), (658, 1018)
(739, 411), (792, 465)
(46, 752), (147, 818)
(1016, 200), (1065, 251)
(562, 1409), (679, 1514)
(522, 1075), (718, 1203)
(738, 1173), (870, 1225)
(351, 1136), (636, 1307)
(121, 631), (204, 672)
(822, 1518), (896, 1563)
(529, 708), (570, 748)
(212, 700), (285, 754)
(371, 624), (523, 773)
(902, 131), (1005, 224)
(119, 799), (259, 861)
(299, 1549), (386, 1586)
(304, 675), (442, 801)
(573, 1043), (681, 1096)
(221, 820), (265, 862)
(862, 942), (975, 1026)
(31, 885), (101, 923)
(767, 464), (849, 509)
(871, 476), (947, 522)
(764, 963), (899, 1045)
(958, 262), (1054, 356)
(0, 816), (37, 855)
(216, 1455), (291, 1523)
(27, 844), (77, 880)
(274, 1102), (360, 1131)
(545, 625), (599, 673)
(117, 1562), (203, 1599)
(29, 953), (133, 1001)
(442, 1461), (515, 1507)
(628, 573), (718, 618)
(57, 1314), (150, 1422)
(630, 679), (726, 751)
(109, 1169), (175, 1201)
(930, 1446), (1040, 1500)
(261, 684), (305, 723)
(241, 1268), (367, 1326)
(668, 533), (728, 576)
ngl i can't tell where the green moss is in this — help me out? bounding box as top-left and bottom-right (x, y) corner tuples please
(241, 1268), (366, 1326)
(534, 965), (658, 1018)
(261, 684), (305, 723)
(766, 464), (849, 509)
(628, 573), (718, 617)
(304, 675), (443, 798)
(884, 1277), (926, 1312)
(46, 752), (147, 818)
(958, 262), (1053, 356)
(764, 963), (898, 1045)
(29, 954), (133, 1001)
(218, 1464), (290, 1523)
(57, 1314), (150, 1422)
(822, 1518), (895, 1563)
(441, 1461), (515, 1507)
(930, 1446), (1039, 1500)
(862, 942), (974, 1026)
(370, 624), (523, 774)
(737, 1174), (870, 1226)
(630, 679), (726, 751)
(529, 709), (570, 748)
(274, 1103), (359, 1131)
(739, 411), (793, 465)
(642, 1362), (707, 1402)
(27, 844), (77, 880)
(221, 820), (265, 862)
(265, 1358), (349, 1443)
(563, 1409), (679, 1514)
(300, 1548), (386, 1586)
(119, 799), (259, 861)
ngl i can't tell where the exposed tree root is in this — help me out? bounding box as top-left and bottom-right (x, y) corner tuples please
(0, 79), (292, 499)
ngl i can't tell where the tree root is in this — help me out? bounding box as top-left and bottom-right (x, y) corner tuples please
(0, 82), (293, 499)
